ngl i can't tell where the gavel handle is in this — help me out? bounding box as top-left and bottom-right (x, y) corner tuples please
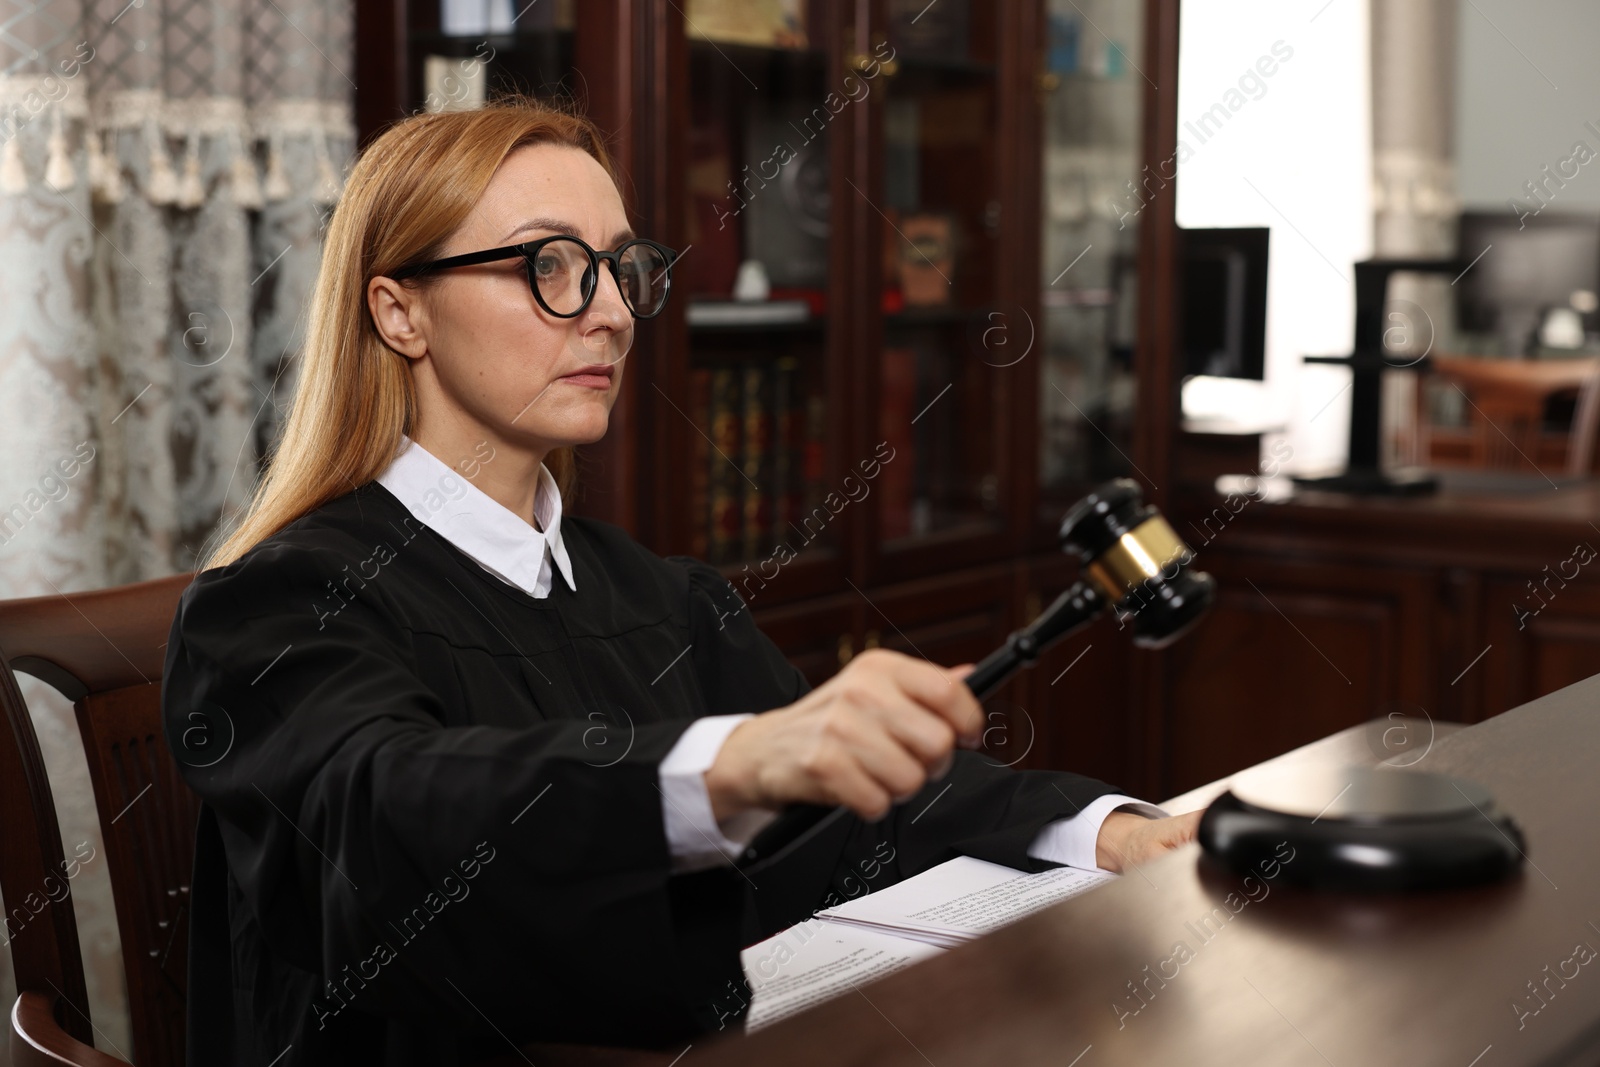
(737, 581), (1106, 871)
(965, 579), (1106, 693)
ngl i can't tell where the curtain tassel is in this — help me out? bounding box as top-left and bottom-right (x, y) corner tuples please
(88, 129), (126, 205)
(1, 135), (27, 195)
(230, 130), (263, 209)
(145, 122), (177, 205)
(44, 109), (75, 191)
(175, 132), (205, 208)
(312, 128), (341, 206)
(262, 132), (291, 202)
(86, 128), (108, 190)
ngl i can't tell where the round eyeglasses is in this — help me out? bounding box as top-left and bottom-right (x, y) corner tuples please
(388, 235), (677, 320)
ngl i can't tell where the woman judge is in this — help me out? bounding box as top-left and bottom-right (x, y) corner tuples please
(161, 97), (1200, 1067)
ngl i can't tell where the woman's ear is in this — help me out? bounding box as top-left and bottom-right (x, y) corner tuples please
(368, 276), (430, 360)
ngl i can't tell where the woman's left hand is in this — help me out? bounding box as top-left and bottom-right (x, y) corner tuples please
(1094, 809), (1204, 873)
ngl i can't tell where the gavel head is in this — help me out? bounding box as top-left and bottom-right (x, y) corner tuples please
(1058, 478), (1215, 648)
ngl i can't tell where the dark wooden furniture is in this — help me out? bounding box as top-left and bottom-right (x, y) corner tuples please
(10, 993), (125, 1067)
(1158, 479), (1600, 799)
(1421, 355), (1600, 476)
(2, 574), (194, 1067)
(351, 0), (1185, 788)
(675, 670), (1600, 1066)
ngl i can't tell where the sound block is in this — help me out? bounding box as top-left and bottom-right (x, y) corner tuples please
(1198, 765), (1524, 892)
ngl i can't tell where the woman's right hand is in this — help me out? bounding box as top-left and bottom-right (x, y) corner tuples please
(703, 648), (986, 824)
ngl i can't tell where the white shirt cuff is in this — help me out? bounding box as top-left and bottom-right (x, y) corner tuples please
(1025, 793), (1169, 873)
(658, 714), (780, 873)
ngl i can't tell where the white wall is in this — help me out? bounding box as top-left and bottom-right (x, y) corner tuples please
(1175, 0), (1371, 475)
(1456, 0), (1600, 214)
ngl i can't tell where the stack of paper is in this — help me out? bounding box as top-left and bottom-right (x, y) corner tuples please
(740, 920), (944, 1032)
(815, 856), (1116, 947)
(739, 856), (1115, 1029)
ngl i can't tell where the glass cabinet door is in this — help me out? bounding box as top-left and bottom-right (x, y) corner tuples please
(1037, 0), (1144, 522)
(677, 6), (842, 574)
(872, 1), (1009, 553)
(407, 0), (576, 113)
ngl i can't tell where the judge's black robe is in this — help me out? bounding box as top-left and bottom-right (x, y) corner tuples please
(161, 480), (1128, 1067)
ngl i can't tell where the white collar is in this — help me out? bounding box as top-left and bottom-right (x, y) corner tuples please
(375, 434), (576, 599)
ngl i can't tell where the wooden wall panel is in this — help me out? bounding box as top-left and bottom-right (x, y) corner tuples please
(1158, 554), (1435, 797)
(854, 566), (1028, 771)
(1525, 616), (1600, 694)
(862, 568), (1014, 672)
(752, 596), (860, 691)
(1022, 556), (1140, 794)
(1162, 588), (1390, 792)
(1483, 564), (1600, 714)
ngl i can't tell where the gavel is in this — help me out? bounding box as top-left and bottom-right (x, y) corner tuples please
(967, 477), (1216, 688)
(737, 478), (1217, 871)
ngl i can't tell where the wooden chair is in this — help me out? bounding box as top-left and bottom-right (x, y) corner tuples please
(2, 573), (671, 1067)
(1420, 355), (1600, 477)
(2, 573), (195, 1067)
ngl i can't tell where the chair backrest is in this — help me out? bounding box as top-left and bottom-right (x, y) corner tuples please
(1, 573), (195, 1067)
(1567, 364), (1600, 477)
(1422, 356), (1600, 477)
(1469, 390), (1544, 469)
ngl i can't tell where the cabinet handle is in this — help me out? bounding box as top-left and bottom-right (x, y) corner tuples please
(846, 30), (899, 78)
(849, 51), (899, 77)
(1038, 71), (1062, 93)
(863, 628), (881, 650)
(838, 633), (854, 666)
(1024, 592), (1041, 622)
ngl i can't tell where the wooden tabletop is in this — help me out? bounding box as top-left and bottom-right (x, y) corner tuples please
(674, 672), (1600, 1067)
(1431, 354), (1600, 401)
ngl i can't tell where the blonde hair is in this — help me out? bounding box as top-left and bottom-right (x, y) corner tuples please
(201, 96), (621, 570)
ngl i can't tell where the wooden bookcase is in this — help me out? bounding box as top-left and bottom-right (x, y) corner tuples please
(352, 0), (1185, 798)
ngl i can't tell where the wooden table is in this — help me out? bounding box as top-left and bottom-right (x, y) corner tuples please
(1425, 354), (1600, 475)
(1431, 355), (1600, 398)
(669, 672), (1600, 1066)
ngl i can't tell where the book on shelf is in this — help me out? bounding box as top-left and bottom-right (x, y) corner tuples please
(698, 357), (820, 565)
(802, 390), (826, 532)
(708, 367), (744, 564)
(770, 357), (804, 546)
(740, 364), (775, 560)
(688, 367), (712, 560)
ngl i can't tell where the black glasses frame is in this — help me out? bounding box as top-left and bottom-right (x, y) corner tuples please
(389, 234), (678, 320)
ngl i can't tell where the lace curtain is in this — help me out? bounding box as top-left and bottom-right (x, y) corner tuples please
(0, 0), (353, 1055)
